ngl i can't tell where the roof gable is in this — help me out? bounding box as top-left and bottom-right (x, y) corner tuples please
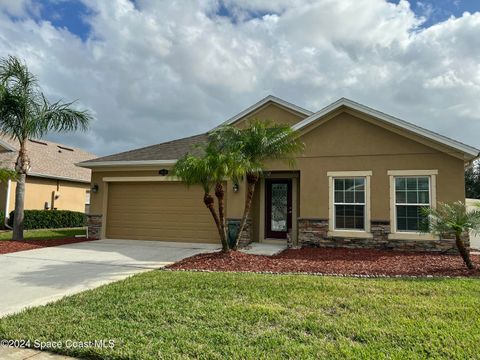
(293, 98), (479, 161)
(216, 95), (313, 129)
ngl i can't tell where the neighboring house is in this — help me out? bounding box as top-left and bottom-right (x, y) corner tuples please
(0, 135), (95, 222)
(79, 96), (479, 252)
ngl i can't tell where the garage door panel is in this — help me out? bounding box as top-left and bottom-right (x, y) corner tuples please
(107, 209), (211, 219)
(106, 182), (219, 243)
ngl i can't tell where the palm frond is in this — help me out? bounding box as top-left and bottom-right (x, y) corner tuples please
(0, 168), (17, 183)
(422, 201), (480, 236)
(0, 55), (38, 91)
(211, 119), (304, 175)
(42, 97), (91, 133)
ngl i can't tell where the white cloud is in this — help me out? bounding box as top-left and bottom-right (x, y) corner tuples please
(0, 0), (479, 156)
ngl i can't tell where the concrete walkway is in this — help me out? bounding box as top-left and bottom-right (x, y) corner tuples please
(0, 347), (76, 359)
(0, 239), (218, 317)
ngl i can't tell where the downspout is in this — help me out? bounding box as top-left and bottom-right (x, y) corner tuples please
(4, 179), (12, 229)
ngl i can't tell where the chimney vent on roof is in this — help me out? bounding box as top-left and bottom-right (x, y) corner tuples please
(29, 139), (47, 146)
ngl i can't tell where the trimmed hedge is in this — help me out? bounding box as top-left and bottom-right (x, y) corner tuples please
(8, 210), (86, 230)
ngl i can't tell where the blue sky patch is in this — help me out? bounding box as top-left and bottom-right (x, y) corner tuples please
(388, 0), (480, 27)
(34, 0), (92, 41)
(215, 0), (277, 23)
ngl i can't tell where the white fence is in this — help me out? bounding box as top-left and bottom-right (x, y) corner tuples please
(466, 198), (480, 250)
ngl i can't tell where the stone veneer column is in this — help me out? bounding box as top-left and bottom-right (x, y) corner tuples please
(227, 218), (252, 248)
(87, 214), (102, 239)
(297, 218), (329, 247)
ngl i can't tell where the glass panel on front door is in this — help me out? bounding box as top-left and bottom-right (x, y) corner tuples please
(271, 183), (288, 232)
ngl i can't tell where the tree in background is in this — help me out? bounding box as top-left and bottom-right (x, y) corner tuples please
(0, 55), (91, 240)
(465, 163), (480, 199)
(0, 168), (16, 183)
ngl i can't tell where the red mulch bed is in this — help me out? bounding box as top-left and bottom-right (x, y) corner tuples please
(167, 247), (480, 277)
(0, 237), (93, 255)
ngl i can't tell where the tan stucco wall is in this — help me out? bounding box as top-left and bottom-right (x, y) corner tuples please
(4, 177), (89, 214)
(233, 102), (306, 129)
(263, 111), (465, 220)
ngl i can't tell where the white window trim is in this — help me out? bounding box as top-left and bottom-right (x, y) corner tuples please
(388, 170), (438, 240)
(328, 171), (372, 238)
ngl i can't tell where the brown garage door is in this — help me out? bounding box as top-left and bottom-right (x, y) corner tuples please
(106, 182), (219, 243)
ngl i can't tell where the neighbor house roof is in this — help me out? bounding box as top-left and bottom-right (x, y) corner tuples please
(0, 135), (96, 183)
(78, 95), (479, 168)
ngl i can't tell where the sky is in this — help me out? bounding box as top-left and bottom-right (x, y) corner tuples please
(0, 0), (479, 157)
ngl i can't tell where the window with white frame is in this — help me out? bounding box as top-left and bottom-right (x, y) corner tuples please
(334, 177), (365, 230)
(394, 176), (430, 232)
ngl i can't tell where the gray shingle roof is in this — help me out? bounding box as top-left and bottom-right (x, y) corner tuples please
(0, 135), (96, 183)
(85, 133), (208, 163)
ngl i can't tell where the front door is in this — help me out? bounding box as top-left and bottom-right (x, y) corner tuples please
(265, 179), (292, 239)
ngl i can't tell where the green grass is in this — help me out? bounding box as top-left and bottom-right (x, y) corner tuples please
(1, 271), (479, 360)
(0, 227), (86, 241)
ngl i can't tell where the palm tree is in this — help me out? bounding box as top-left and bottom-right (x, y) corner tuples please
(422, 201), (480, 269)
(173, 143), (232, 252)
(0, 55), (91, 240)
(211, 120), (304, 250)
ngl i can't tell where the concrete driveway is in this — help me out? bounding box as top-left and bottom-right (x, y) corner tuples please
(0, 239), (218, 317)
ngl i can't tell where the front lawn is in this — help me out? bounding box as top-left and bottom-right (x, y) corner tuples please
(0, 227), (86, 241)
(0, 271), (479, 359)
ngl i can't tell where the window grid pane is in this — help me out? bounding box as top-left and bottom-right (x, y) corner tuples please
(334, 177), (366, 230)
(394, 176), (430, 232)
(394, 176), (430, 205)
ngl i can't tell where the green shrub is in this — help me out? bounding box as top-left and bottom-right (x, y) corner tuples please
(8, 210), (86, 230)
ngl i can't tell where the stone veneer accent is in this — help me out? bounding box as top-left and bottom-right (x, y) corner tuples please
(298, 218), (468, 254)
(87, 214), (102, 239)
(227, 218), (253, 248)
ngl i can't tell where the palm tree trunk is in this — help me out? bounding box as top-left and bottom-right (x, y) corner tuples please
(214, 182), (228, 250)
(12, 173), (25, 241)
(455, 232), (474, 269)
(204, 193), (229, 252)
(233, 172), (259, 250)
(13, 141), (29, 241)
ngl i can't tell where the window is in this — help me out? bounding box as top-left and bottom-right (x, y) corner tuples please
(85, 190), (91, 205)
(334, 177), (365, 230)
(394, 176), (430, 232)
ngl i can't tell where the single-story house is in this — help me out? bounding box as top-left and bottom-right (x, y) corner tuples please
(0, 135), (95, 222)
(78, 96), (479, 252)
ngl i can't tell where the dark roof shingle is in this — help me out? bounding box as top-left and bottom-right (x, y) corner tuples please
(85, 133), (208, 163)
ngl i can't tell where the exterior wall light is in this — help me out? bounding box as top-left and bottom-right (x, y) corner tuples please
(91, 184), (99, 193)
(233, 182), (239, 193)
(159, 169), (169, 176)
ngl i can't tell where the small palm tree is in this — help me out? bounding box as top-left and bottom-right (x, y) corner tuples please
(211, 120), (304, 250)
(173, 143), (232, 252)
(0, 55), (91, 240)
(422, 201), (480, 269)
